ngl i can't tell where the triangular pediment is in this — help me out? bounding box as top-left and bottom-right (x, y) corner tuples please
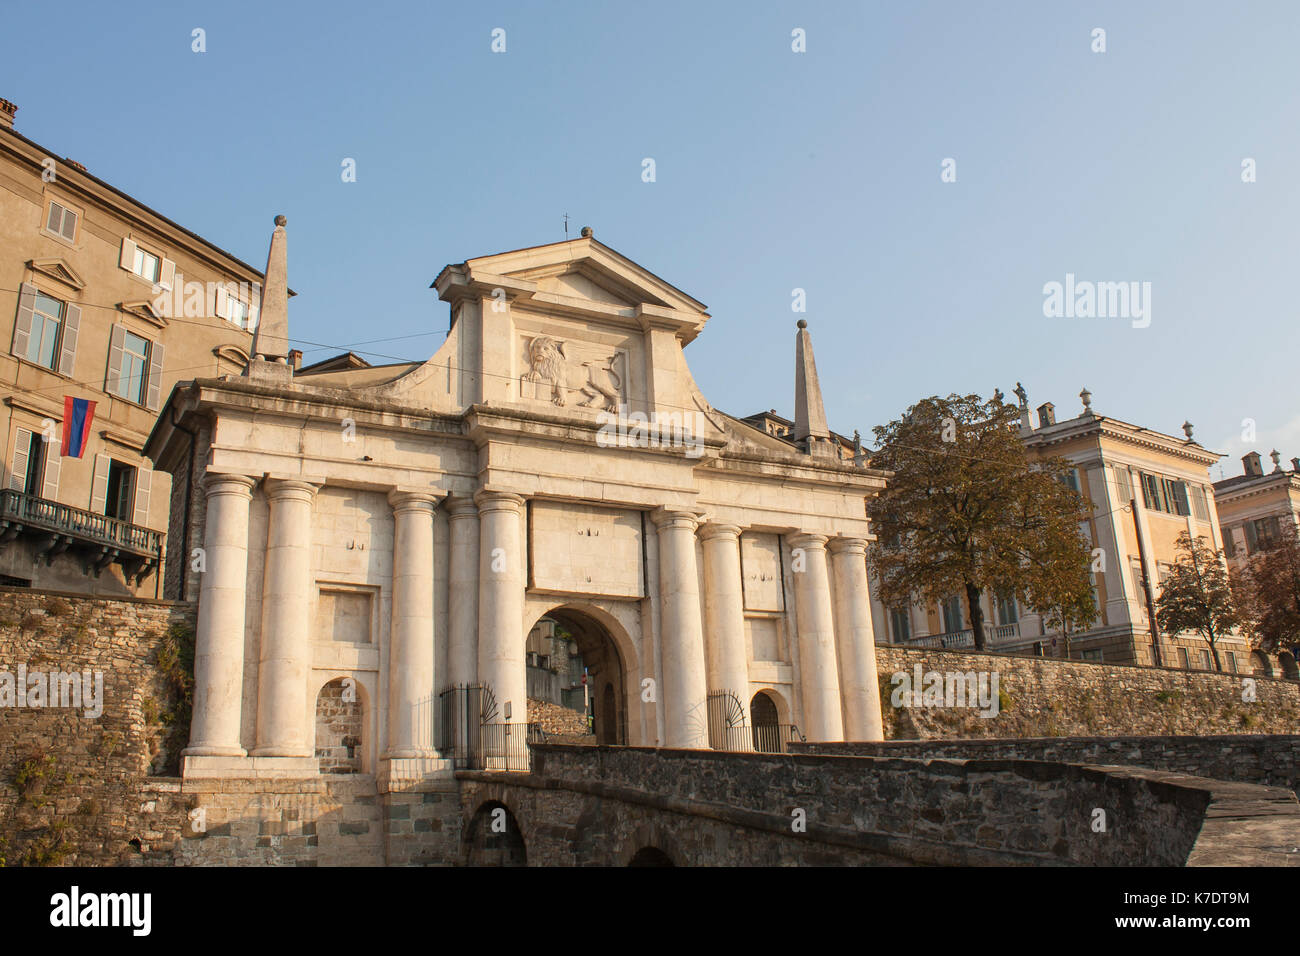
(436, 236), (710, 334)
(28, 258), (85, 291)
(118, 300), (169, 329)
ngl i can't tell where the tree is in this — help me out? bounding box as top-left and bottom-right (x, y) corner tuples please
(1233, 522), (1300, 655)
(867, 393), (1095, 650)
(1154, 531), (1239, 671)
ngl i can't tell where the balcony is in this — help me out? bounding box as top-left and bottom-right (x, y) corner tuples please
(0, 489), (163, 584)
(908, 622), (1021, 650)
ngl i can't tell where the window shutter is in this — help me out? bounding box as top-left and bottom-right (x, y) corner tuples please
(12, 282), (37, 360)
(9, 428), (32, 491)
(145, 340), (164, 410)
(59, 208), (77, 241)
(41, 439), (60, 501)
(119, 237), (137, 271)
(132, 468), (152, 527)
(46, 203), (62, 233)
(57, 303), (80, 377)
(90, 454), (110, 513)
(213, 286), (228, 320)
(159, 258), (175, 291)
(106, 325), (126, 396)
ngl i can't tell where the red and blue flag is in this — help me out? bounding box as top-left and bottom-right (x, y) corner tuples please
(61, 396), (96, 458)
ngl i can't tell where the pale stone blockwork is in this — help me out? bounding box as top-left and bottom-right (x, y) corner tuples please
(148, 227), (891, 794)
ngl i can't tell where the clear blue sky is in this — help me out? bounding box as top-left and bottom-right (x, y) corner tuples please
(6, 1), (1296, 480)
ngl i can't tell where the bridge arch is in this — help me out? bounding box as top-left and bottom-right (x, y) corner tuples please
(464, 799), (527, 866)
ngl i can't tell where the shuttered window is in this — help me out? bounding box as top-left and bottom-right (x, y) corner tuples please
(45, 201), (77, 241)
(1190, 485), (1210, 521)
(108, 326), (158, 406)
(9, 428), (38, 492)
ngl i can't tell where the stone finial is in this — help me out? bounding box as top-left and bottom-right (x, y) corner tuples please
(793, 319), (832, 457)
(1182, 420), (1194, 440)
(1079, 387), (1092, 415)
(1271, 449), (1283, 472)
(580, 226), (592, 238)
(275, 214), (287, 226)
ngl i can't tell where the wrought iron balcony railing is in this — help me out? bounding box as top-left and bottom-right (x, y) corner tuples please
(0, 488), (163, 582)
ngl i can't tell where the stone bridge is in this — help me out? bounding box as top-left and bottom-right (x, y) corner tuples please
(455, 743), (1300, 866)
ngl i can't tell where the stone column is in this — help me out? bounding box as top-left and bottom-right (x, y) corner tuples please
(446, 497), (479, 688)
(700, 523), (750, 738)
(187, 474), (256, 757)
(476, 492), (526, 724)
(790, 532), (844, 742)
(253, 478), (318, 757)
(829, 537), (884, 741)
(386, 491), (438, 758)
(652, 510), (709, 749)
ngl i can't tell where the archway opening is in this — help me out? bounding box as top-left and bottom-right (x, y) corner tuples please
(1280, 652), (1299, 680)
(628, 846), (674, 867)
(750, 691), (782, 753)
(1251, 651), (1275, 678)
(315, 677), (364, 774)
(526, 607), (626, 745)
(465, 801), (527, 866)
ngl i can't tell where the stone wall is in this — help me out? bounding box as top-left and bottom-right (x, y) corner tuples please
(873, 645), (1300, 739)
(461, 744), (1300, 866)
(794, 734), (1300, 797)
(527, 697), (591, 737)
(0, 586), (195, 865)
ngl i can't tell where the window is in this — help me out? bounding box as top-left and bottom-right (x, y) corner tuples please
(1252, 516), (1282, 550)
(889, 607), (911, 643)
(1243, 521), (1258, 554)
(215, 284), (255, 331)
(941, 595), (963, 633)
(132, 247), (161, 283)
(1060, 469), (1080, 493)
(13, 430), (44, 494)
(1221, 527), (1236, 558)
(1200, 649), (1212, 670)
(996, 591), (1018, 626)
(227, 296), (250, 330)
(1082, 649), (1103, 662)
(104, 461), (135, 520)
(1178, 647), (1190, 669)
(120, 331), (149, 403)
(45, 200), (77, 241)
(1138, 472), (1191, 515)
(26, 291), (65, 369)
(1131, 562), (1148, 611)
(1114, 467), (1134, 505)
(1226, 651), (1237, 673)
(1191, 485), (1210, 521)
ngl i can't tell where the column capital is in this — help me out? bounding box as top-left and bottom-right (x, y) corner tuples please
(263, 477), (321, 503)
(474, 490), (525, 515)
(698, 522), (743, 542)
(788, 531), (829, 551)
(444, 495), (479, 518)
(387, 489), (440, 513)
(651, 509), (701, 532)
(202, 472), (257, 497)
(828, 536), (868, 557)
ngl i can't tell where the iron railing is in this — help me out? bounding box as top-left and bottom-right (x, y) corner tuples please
(0, 489), (162, 557)
(751, 723), (805, 754)
(436, 684), (545, 771)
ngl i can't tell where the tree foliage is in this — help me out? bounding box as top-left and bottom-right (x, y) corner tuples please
(1231, 522), (1300, 654)
(866, 393), (1096, 650)
(1154, 531), (1239, 671)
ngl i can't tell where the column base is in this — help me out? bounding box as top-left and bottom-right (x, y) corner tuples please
(379, 755), (455, 788)
(182, 744), (247, 758)
(249, 745), (314, 758)
(182, 754), (319, 780)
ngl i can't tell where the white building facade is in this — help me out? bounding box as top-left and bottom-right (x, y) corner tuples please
(147, 223), (889, 786)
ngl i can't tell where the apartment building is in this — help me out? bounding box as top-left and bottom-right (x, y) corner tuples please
(870, 388), (1254, 673)
(0, 98), (267, 596)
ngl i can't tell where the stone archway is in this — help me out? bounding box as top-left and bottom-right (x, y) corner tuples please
(1280, 652), (1299, 680)
(1251, 651), (1275, 677)
(464, 801), (527, 866)
(628, 846), (674, 866)
(315, 677), (365, 774)
(526, 605), (628, 745)
(750, 690), (782, 753)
